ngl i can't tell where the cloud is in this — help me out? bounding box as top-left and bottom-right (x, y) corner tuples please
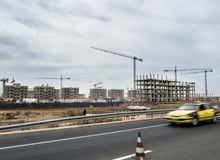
(0, 0), (219, 96)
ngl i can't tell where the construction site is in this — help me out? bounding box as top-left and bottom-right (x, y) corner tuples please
(136, 74), (195, 103)
(0, 46), (216, 105)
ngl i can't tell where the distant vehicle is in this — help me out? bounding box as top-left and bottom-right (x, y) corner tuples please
(126, 105), (150, 111)
(165, 102), (220, 126)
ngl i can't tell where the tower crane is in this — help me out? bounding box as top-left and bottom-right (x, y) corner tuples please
(36, 75), (71, 99)
(91, 46), (143, 98)
(185, 69), (213, 96)
(0, 78), (9, 98)
(164, 66), (213, 82)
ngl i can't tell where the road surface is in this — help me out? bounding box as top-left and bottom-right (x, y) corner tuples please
(0, 119), (220, 160)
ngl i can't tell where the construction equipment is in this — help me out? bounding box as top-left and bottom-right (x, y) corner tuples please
(36, 75), (71, 99)
(185, 69), (213, 96)
(11, 78), (15, 83)
(0, 78), (9, 98)
(93, 82), (103, 89)
(164, 66), (213, 81)
(91, 46), (143, 98)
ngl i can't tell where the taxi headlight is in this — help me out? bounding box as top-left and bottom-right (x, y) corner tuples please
(182, 115), (191, 118)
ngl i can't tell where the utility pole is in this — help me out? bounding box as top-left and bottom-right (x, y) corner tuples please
(91, 46), (143, 99)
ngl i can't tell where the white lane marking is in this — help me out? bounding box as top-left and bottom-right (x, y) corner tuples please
(112, 150), (152, 160)
(0, 124), (167, 151)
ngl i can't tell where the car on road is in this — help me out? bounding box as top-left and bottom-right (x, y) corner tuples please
(126, 105), (150, 111)
(165, 102), (220, 126)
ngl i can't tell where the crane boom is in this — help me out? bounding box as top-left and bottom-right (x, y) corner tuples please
(185, 69), (213, 96)
(185, 69), (213, 74)
(35, 75), (71, 99)
(93, 82), (103, 89)
(91, 46), (142, 61)
(164, 67), (213, 72)
(91, 46), (143, 99)
(164, 66), (213, 81)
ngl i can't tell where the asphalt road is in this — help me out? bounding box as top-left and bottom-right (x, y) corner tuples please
(0, 119), (220, 160)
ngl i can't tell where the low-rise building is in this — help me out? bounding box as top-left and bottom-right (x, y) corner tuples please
(61, 87), (80, 99)
(127, 90), (136, 101)
(5, 83), (28, 101)
(108, 89), (124, 101)
(33, 85), (55, 102)
(89, 88), (107, 100)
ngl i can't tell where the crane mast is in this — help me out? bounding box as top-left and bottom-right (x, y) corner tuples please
(91, 46), (143, 99)
(0, 78), (9, 98)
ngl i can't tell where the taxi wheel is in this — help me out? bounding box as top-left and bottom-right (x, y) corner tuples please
(192, 117), (198, 126)
(212, 116), (218, 123)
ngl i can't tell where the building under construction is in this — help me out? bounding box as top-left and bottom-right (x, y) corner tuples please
(136, 74), (195, 103)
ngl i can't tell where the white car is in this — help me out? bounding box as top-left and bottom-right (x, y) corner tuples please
(126, 105), (150, 111)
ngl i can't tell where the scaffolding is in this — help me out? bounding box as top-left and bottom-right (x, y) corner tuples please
(136, 74), (195, 103)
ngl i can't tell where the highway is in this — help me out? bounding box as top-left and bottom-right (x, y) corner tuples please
(0, 118), (220, 160)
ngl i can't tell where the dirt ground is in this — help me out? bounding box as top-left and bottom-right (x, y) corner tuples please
(0, 102), (218, 126)
(0, 108), (88, 125)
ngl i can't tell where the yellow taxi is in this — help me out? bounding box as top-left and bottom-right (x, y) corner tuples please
(165, 102), (220, 126)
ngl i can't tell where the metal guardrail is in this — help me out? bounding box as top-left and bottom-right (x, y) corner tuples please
(0, 109), (173, 132)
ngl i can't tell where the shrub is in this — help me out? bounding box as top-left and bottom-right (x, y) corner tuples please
(4, 112), (16, 119)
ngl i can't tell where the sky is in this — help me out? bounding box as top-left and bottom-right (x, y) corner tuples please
(0, 0), (220, 97)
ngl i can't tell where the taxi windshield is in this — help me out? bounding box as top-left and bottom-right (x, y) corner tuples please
(178, 105), (198, 110)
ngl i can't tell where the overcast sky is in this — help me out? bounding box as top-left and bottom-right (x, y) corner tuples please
(0, 0), (220, 97)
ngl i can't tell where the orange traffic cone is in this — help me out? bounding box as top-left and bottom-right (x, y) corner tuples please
(131, 132), (147, 160)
